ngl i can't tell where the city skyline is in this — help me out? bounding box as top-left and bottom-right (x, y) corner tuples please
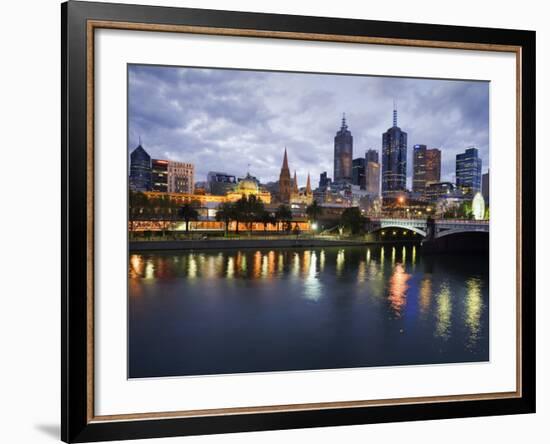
(128, 64), (489, 188)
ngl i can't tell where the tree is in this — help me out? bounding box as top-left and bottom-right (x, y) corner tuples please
(215, 202), (234, 235)
(178, 202), (199, 234)
(259, 210), (276, 232)
(129, 190), (148, 234)
(275, 204), (293, 232)
(340, 207), (366, 235)
(306, 200), (323, 224)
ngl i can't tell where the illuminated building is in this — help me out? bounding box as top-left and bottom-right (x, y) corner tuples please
(456, 147), (482, 196)
(425, 149), (441, 185)
(290, 172), (313, 206)
(226, 172), (272, 203)
(425, 181), (456, 201)
(382, 105), (407, 197)
(129, 143), (151, 191)
(167, 161), (194, 194)
(278, 148), (292, 203)
(151, 159), (168, 192)
(365, 158), (380, 197)
(334, 114), (353, 184)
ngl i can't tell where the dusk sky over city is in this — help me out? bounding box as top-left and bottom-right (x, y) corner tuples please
(128, 64), (489, 188)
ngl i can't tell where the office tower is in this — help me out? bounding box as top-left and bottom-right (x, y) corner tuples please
(366, 160), (381, 196)
(352, 157), (366, 189)
(413, 145), (441, 192)
(456, 147), (482, 196)
(207, 171), (236, 195)
(319, 171), (331, 189)
(382, 106), (407, 197)
(366, 149), (379, 164)
(333, 114), (353, 183)
(151, 159), (168, 192)
(129, 142), (151, 192)
(168, 161), (194, 194)
(482, 170), (490, 205)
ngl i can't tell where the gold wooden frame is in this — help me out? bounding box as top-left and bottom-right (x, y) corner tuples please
(85, 20), (523, 423)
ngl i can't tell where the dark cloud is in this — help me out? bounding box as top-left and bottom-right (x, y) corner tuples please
(128, 65), (489, 188)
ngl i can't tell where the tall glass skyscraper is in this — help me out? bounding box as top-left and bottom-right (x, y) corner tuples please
(456, 147), (482, 196)
(381, 107), (407, 197)
(129, 143), (151, 192)
(333, 114), (353, 184)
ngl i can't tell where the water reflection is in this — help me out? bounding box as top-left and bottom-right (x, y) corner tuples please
(465, 277), (483, 348)
(435, 283), (452, 340)
(387, 263), (410, 316)
(129, 246), (489, 374)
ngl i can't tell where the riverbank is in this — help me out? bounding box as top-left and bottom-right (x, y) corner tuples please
(129, 237), (372, 251)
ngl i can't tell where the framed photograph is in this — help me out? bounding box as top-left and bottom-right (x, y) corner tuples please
(62, 1), (535, 442)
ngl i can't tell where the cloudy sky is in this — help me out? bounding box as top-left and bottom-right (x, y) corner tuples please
(128, 64), (489, 189)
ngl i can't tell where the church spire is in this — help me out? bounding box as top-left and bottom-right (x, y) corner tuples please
(282, 147), (289, 171)
(305, 172), (312, 195)
(293, 170), (299, 194)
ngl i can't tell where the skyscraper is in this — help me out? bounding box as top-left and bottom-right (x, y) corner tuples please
(456, 147), (482, 196)
(413, 145), (441, 193)
(333, 114), (353, 183)
(381, 106), (407, 197)
(129, 143), (151, 192)
(482, 170), (490, 205)
(365, 149), (380, 196)
(151, 159), (168, 192)
(366, 161), (381, 196)
(319, 171), (331, 190)
(366, 149), (379, 164)
(278, 148), (292, 203)
(425, 148), (441, 186)
(168, 161), (194, 194)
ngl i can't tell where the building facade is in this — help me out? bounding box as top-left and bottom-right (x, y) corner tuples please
(381, 107), (407, 197)
(456, 147), (482, 196)
(151, 159), (169, 192)
(129, 144), (151, 191)
(207, 171), (236, 195)
(352, 157), (366, 189)
(413, 145), (441, 193)
(365, 160), (380, 196)
(333, 114), (353, 184)
(425, 181), (456, 201)
(167, 161), (194, 194)
(425, 148), (441, 185)
(319, 171), (331, 190)
(482, 170), (490, 205)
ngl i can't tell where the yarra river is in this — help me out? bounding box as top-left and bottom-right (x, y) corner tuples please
(128, 245), (489, 378)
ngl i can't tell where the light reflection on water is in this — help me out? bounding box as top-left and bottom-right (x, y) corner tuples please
(129, 246), (489, 377)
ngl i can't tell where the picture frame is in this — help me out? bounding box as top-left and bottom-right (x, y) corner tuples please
(61, 1), (536, 442)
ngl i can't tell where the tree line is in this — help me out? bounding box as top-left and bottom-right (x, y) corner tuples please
(129, 190), (367, 236)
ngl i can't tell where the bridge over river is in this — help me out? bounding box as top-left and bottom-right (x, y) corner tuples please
(366, 218), (489, 252)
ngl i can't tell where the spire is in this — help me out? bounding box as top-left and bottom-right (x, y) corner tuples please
(293, 170), (299, 194)
(305, 172), (312, 194)
(138, 135), (142, 147)
(393, 100), (397, 127)
(282, 147), (289, 171)
(341, 112), (347, 130)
